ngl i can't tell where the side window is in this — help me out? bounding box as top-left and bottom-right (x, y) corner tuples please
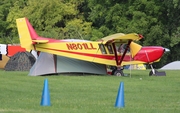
(107, 45), (113, 54)
(118, 44), (125, 53)
(117, 44), (130, 54)
(99, 44), (107, 54)
(121, 44), (130, 53)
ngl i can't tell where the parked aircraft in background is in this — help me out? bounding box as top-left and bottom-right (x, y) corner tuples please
(16, 17), (167, 76)
(0, 44), (38, 59)
(0, 44), (26, 57)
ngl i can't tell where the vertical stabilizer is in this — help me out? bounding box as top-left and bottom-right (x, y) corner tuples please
(16, 18), (38, 51)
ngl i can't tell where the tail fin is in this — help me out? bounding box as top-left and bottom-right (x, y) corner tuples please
(16, 17), (38, 51)
(130, 42), (142, 57)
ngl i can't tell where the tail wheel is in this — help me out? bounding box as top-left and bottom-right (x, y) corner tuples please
(113, 70), (124, 76)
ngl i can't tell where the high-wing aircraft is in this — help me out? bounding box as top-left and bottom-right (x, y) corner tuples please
(16, 17), (166, 76)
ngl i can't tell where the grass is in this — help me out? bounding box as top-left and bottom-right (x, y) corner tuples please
(0, 69), (180, 113)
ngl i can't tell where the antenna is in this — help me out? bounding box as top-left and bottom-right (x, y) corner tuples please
(77, 31), (84, 40)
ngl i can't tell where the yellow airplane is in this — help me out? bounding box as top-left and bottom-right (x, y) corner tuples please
(16, 17), (166, 76)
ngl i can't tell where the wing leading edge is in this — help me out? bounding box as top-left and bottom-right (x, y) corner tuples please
(101, 33), (143, 44)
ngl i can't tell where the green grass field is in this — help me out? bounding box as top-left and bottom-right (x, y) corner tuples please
(0, 70), (180, 113)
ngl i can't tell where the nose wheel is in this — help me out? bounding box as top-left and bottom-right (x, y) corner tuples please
(149, 69), (158, 76)
(149, 64), (166, 76)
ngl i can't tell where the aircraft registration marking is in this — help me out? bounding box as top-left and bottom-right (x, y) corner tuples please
(66, 43), (97, 50)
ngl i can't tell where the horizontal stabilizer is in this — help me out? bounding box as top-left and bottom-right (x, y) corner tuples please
(32, 40), (49, 44)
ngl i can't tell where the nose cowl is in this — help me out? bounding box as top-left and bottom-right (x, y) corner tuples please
(133, 46), (165, 63)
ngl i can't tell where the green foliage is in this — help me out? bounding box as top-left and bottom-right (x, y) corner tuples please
(0, 0), (15, 43)
(7, 0), (92, 40)
(90, 29), (104, 41)
(6, 0), (28, 37)
(170, 27), (180, 47)
(61, 19), (92, 40)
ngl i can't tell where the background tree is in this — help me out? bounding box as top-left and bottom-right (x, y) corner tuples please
(165, 0), (180, 62)
(7, 0), (92, 41)
(0, 0), (15, 44)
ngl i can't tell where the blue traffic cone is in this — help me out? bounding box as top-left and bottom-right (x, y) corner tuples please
(40, 79), (51, 106)
(115, 82), (125, 108)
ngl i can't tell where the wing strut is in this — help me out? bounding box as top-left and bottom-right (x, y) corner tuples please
(112, 43), (118, 65)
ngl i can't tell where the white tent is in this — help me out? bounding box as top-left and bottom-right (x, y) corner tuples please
(29, 52), (107, 76)
(160, 61), (180, 70)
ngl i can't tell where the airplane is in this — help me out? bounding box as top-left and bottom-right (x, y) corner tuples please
(16, 17), (167, 76)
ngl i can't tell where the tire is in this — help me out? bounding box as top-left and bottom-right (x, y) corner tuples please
(114, 70), (124, 76)
(111, 67), (117, 75)
(149, 70), (158, 76)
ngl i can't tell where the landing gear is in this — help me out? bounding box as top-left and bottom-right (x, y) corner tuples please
(149, 64), (166, 76)
(111, 67), (124, 76)
(114, 70), (124, 76)
(149, 69), (158, 76)
(149, 64), (156, 76)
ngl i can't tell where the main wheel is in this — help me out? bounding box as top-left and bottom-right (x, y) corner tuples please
(113, 70), (124, 76)
(111, 67), (117, 75)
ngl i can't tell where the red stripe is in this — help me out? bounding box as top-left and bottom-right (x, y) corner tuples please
(38, 47), (132, 61)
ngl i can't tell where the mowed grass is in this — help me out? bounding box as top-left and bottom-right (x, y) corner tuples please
(0, 70), (180, 113)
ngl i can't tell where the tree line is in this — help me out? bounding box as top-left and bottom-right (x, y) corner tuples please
(0, 0), (180, 68)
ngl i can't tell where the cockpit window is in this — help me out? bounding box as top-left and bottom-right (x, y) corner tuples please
(99, 44), (107, 54)
(107, 45), (113, 54)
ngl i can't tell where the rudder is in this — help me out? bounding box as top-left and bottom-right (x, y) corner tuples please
(16, 18), (38, 51)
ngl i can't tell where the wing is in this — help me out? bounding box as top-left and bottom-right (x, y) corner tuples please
(99, 33), (144, 67)
(101, 33), (143, 44)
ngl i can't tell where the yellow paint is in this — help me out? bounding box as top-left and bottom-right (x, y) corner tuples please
(16, 18), (34, 51)
(34, 42), (117, 66)
(129, 42), (142, 57)
(32, 40), (49, 43)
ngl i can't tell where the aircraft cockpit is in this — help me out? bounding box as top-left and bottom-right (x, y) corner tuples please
(99, 43), (130, 55)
